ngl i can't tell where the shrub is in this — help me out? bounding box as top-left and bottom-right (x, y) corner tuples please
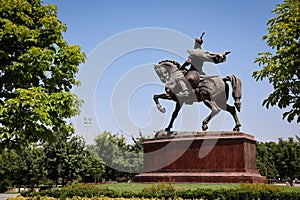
(20, 183), (300, 200)
(238, 183), (281, 192)
(21, 184), (120, 199)
(0, 184), (7, 193)
(141, 182), (176, 198)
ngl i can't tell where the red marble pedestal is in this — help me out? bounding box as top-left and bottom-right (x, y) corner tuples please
(134, 131), (267, 183)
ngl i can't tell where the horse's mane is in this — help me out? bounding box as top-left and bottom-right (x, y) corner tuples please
(158, 60), (181, 68)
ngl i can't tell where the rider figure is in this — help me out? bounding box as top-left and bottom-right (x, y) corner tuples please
(176, 34), (207, 101)
(179, 32), (231, 88)
(180, 33), (206, 75)
(180, 32), (231, 73)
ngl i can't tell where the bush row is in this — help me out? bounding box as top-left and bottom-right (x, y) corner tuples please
(21, 183), (300, 200)
(177, 188), (300, 200)
(10, 197), (172, 200)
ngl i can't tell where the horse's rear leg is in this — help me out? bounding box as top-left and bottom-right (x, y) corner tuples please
(202, 100), (221, 131)
(226, 104), (241, 131)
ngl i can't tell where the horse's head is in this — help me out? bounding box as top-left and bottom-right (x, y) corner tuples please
(154, 64), (170, 83)
(154, 60), (181, 83)
(210, 51), (231, 64)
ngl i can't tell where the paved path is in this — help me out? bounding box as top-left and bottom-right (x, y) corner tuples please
(275, 183), (300, 187)
(0, 193), (20, 200)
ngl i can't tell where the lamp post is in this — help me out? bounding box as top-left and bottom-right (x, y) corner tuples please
(84, 117), (92, 142)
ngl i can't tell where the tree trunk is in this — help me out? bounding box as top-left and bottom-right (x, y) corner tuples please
(37, 178), (40, 189)
(290, 177), (294, 186)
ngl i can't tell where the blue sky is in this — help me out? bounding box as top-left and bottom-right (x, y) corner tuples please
(44, 0), (299, 143)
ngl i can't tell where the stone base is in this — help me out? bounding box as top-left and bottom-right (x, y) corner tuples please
(134, 131), (267, 183)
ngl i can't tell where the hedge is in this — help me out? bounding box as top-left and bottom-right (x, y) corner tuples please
(20, 183), (300, 200)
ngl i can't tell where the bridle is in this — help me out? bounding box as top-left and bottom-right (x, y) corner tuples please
(154, 63), (171, 83)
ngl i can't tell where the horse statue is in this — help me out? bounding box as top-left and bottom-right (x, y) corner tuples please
(153, 60), (242, 132)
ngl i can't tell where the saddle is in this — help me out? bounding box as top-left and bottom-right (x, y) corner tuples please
(185, 70), (218, 89)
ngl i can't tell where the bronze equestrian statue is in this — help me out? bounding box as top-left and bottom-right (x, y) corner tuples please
(153, 34), (242, 132)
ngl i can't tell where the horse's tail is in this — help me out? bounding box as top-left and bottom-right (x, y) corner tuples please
(226, 75), (242, 112)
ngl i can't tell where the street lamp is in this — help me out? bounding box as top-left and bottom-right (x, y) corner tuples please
(83, 117), (92, 141)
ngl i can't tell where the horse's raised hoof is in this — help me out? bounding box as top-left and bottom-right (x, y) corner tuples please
(202, 124), (208, 131)
(157, 105), (166, 113)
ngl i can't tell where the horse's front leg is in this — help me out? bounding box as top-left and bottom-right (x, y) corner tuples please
(165, 101), (182, 131)
(153, 93), (171, 113)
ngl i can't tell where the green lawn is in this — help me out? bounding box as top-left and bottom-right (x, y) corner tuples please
(95, 182), (300, 193)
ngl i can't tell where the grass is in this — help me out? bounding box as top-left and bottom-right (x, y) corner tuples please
(97, 182), (238, 193)
(94, 182), (300, 193)
(276, 185), (300, 192)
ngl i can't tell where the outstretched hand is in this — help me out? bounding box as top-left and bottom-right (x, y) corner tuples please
(195, 32), (205, 45)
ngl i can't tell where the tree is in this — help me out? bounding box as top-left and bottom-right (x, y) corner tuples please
(0, 148), (30, 192)
(1, 150), (16, 189)
(94, 131), (144, 182)
(44, 131), (88, 186)
(0, 145), (48, 191)
(84, 145), (105, 183)
(273, 137), (300, 186)
(253, 0), (300, 123)
(26, 145), (48, 188)
(0, 0), (85, 149)
(256, 137), (300, 185)
(256, 141), (279, 182)
(94, 131), (127, 181)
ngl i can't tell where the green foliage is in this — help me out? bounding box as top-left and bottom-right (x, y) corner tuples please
(177, 184), (298, 200)
(44, 132), (94, 186)
(141, 182), (176, 198)
(0, 0), (85, 149)
(274, 137), (300, 186)
(0, 131), (102, 189)
(253, 0), (300, 123)
(20, 183), (300, 200)
(0, 144), (47, 191)
(83, 145), (106, 183)
(238, 183), (280, 192)
(93, 131), (144, 182)
(256, 136), (300, 185)
(22, 184), (126, 199)
(256, 141), (279, 181)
